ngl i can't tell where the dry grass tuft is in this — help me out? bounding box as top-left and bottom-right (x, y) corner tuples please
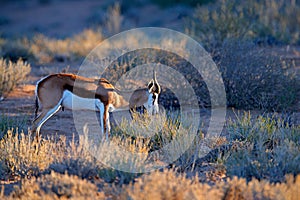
(0, 129), (63, 178)
(0, 58), (31, 98)
(9, 171), (104, 200)
(120, 169), (300, 200)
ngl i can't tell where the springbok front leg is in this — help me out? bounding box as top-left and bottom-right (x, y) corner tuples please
(102, 105), (111, 140)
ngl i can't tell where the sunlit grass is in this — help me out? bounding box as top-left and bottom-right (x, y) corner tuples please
(0, 111), (299, 198)
(0, 58), (31, 98)
(29, 29), (104, 63)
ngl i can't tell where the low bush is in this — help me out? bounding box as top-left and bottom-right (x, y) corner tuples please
(0, 39), (33, 62)
(225, 112), (300, 182)
(0, 129), (63, 178)
(0, 128), (102, 180)
(185, 0), (300, 111)
(0, 115), (28, 139)
(9, 171), (104, 200)
(186, 0), (300, 50)
(2, 169), (300, 199)
(121, 169), (300, 200)
(0, 58), (31, 98)
(216, 40), (299, 110)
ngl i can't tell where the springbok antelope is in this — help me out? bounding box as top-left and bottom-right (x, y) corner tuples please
(32, 72), (161, 138)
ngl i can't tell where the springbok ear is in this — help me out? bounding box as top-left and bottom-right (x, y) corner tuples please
(153, 82), (161, 94)
(148, 81), (161, 94)
(147, 79), (154, 90)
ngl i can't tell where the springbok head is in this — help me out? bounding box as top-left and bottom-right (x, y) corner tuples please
(147, 71), (161, 115)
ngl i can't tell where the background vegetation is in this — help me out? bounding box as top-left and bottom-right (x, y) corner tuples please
(186, 0), (300, 110)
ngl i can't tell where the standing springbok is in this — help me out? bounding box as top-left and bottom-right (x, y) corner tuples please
(32, 72), (161, 138)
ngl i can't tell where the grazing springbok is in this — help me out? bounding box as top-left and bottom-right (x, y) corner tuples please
(32, 72), (161, 138)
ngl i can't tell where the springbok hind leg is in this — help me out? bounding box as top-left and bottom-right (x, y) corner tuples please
(32, 112), (47, 135)
(103, 105), (110, 141)
(32, 104), (62, 154)
(33, 101), (63, 138)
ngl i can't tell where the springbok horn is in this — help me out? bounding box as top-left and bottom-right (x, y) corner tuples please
(153, 70), (161, 94)
(153, 70), (157, 82)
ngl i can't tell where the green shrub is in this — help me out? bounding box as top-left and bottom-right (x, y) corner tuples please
(186, 0), (300, 49)
(0, 58), (31, 98)
(0, 39), (33, 62)
(47, 158), (100, 180)
(225, 113), (300, 182)
(216, 40), (299, 110)
(113, 114), (186, 152)
(0, 114), (28, 139)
